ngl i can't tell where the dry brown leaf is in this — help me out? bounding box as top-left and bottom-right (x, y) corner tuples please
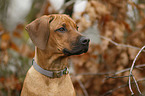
(120, 52), (128, 66)
(4, 75), (21, 90)
(1, 33), (10, 41)
(1, 33), (11, 50)
(132, 69), (142, 79)
(10, 41), (19, 52)
(128, 48), (138, 60)
(133, 38), (142, 47)
(86, 2), (99, 20)
(114, 28), (124, 42)
(13, 31), (21, 38)
(101, 40), (109, 51)
(81, 16), (92, 29)
(3, 51), (9, 64)
(0, 40), (10, 50)
(90, 1), (110, 16)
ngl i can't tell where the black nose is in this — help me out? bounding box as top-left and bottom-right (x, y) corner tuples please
(80, 37), (90, 45)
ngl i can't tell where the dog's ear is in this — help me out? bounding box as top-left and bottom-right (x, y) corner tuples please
(26, 15), (54, 50)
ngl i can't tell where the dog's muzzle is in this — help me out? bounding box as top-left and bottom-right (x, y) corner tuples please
(63, 36), (90, 56)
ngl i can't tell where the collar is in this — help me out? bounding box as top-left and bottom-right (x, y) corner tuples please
(32, 59), (69, 78)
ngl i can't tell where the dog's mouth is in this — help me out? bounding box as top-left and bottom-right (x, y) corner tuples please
(62, 46), (89, 56)
(62, 36), (90, 56)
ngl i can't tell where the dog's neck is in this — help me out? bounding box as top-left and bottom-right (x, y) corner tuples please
(34, 47), (68, 71)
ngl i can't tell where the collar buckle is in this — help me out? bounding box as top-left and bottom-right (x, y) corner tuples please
(53, 71), (62, 78)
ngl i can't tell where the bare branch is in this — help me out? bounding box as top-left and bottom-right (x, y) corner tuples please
(132, 76), (142, 94)
(98, 35), (145, 52)
(75, 72), (114, 76)
(76, 77), (89, 96)
(105, 75), (129, 79)
(129, 74), (134, 95)
(115, 64), (145, 75)
(101, 84), (127, 96)
(101, 78), (145, 96)
(73, 35), (145, 96)
(129, 45), (145, 95)
(74, 64), (145, 76)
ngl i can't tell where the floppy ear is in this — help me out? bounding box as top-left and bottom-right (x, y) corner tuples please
(26, 15), (54, 50)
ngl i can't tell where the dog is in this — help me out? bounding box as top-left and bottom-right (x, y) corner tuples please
(21, 14), (90, 96)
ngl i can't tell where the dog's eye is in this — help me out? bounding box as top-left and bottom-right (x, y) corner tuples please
(57, 27), (66, 32)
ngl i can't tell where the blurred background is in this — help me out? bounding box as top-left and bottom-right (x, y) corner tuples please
(0, 0), (145, 96)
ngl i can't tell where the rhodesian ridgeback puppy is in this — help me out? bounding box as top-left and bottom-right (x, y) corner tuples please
(21, 14), (90, 96)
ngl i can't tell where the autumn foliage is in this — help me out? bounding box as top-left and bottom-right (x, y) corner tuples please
(0, 0), (145, 96)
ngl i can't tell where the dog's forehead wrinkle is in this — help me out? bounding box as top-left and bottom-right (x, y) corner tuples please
(62, 23), (66, 27)
(50, 15), (77, 29)
(48, 16), (55, 24)
(61, 15), (76, 27)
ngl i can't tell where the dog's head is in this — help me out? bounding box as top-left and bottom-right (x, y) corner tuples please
(26, 14), (90, 56)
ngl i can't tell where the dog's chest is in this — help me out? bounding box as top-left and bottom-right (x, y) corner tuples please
(22, 66), (75, 96)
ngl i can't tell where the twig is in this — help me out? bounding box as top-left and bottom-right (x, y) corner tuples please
(76, 77), (89, 96)
(98, 35), (145, 52)
(101, 77), (145, 96)
(129, 45), (145, 95)
(98, 35), (145, 95)
(106, 75), (129, 79)
(75, 64), (145, 76)
(101, 84), (127, 96)
(129, 74), (134, 95)
(76, 72), (114, 76)
(114, 64), (145, 75)
(132, 76), (142, 94)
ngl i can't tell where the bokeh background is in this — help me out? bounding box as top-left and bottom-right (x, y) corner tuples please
(0, 0), (145, 96)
